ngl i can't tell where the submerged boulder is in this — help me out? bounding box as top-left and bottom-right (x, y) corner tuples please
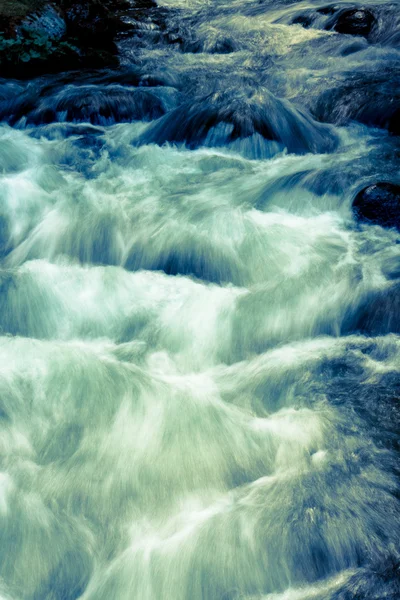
(138, 87), (339, 155)
(352, 182), (400, 229)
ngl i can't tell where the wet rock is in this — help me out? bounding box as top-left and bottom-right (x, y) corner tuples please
(352, 182), (400, 229)
(0, 0), (130, 77)
(332, 8), (376, 36)
(312, 70), (400, 134)
(286, 4), (376, 40)
(138, 87), (338, 156)
(20, 85), (181, 125)
(117, 0), (175, 54)
(0, 5), (72, 77)
(0, 71), (178, 126)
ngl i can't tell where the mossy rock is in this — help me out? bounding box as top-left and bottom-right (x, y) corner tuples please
(0, 0), (125, 76)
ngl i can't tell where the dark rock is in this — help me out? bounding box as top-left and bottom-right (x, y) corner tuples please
(82, 47), (120, 68)
(129, 0), (157, 11)
(352, 182), (400, 229)
(312, 70), (400, 134)
(389, 108), (400, 135)
(332, 8), (376, 37)
(286, 5), (376, 40)
(64, 1), (121, 46)
(0, 0), (132, 77)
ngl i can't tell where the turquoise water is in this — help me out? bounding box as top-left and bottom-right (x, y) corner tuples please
(0, 0), (399, 598)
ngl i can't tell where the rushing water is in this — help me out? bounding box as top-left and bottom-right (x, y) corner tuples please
(0, 0), (400, 598)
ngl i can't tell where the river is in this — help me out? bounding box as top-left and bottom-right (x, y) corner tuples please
(0, 0), (399, 598)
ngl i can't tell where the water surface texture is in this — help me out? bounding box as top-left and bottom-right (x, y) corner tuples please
(1, 0), (400, 598)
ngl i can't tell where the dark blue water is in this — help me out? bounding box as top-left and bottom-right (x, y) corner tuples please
(0, 1), (399, 598)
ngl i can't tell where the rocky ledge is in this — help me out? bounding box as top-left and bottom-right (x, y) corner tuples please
(0, 0), (134, 77)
